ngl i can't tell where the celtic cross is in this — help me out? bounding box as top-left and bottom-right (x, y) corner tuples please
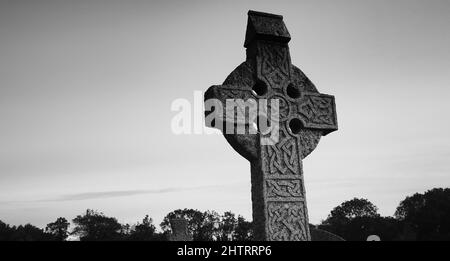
(204, 10), (338, 241)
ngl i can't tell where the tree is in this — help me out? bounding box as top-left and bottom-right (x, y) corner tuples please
(394, 188), (450, 240)
(0, 220), (54, 241)
(72, 209), (124, 241)
(217, 211), (236, 241)
(10, 224), (53, 241)
(45, 217), (70, 241)
(0, 220), (14, 241)
(320, 198), (380, 239)
(233, 215), (253, 241)
(127, 215), (157, 241)
(161, 208), (203, 238)
(334, 216), (402, 241)
(326, 198), (379, 221)
(161, 209), (221, 241)
(197, 210), (221, 241)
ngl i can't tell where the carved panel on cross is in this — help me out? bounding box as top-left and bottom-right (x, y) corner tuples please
(267, 201), (310, 241)
(263, 128), (301, 178)
(298, 93), (337, 129)
(266, 179), (304, 199)
(257, 43), (291, 89)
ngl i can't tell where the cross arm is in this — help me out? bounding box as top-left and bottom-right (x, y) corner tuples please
(296, 92), (338, 135)
(204, 84), (259, 162)
(204, 84), (255, 128)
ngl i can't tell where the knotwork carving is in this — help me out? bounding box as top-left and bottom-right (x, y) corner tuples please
(266, 179), (303, 198)
(265, 129), (300, 177)
(267, 202), (309, 241)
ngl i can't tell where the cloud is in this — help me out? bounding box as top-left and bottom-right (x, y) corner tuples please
(43, 185), (226, 202)
(0, 183), (245, 205)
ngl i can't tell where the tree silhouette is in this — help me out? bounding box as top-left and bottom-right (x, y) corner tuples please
(331, 216), (402, 241)
(161, 209), (222, 241)
(233, 215), (253, 241)
(10, 224), (53, 241)
(325, 198), (379, 221)
(0, 220), (14, 241)
(45, 217), (70, 241)
(217, 211), (236, 241)
(395, 188), (450, 240)
(320, 198), (381, 240)
(199, 210), (221, 241)
(72, 209), (124, 241)
(161, 208), (203, 237)
(1, 188), (450, 241)
(127, 215), (159, 241)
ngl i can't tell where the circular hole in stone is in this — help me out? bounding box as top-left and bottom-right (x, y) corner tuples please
(252, 80), (268, 96)
(288, 118), (303, 134)
(286, 83), (301, 99)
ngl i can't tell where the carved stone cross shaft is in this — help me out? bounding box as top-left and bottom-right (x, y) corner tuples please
(204, 10), (338, 241)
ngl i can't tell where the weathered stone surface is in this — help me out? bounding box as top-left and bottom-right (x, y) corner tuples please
(169, 218), (192, 241)
(244, 10), (291, 48)
(204, 10), (338, 241)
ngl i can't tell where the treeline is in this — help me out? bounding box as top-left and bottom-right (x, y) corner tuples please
(319, 188), (450, 240)
(1, 188), (450, 241)
(0, 209), (252, 241)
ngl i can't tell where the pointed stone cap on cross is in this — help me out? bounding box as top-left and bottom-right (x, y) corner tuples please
(244, 10), (291, 48)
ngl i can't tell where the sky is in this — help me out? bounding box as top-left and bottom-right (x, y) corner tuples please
(0, 0), (450, 229)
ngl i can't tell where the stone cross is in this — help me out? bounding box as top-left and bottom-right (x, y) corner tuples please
(169, 218), (193, 241)
(204, 10), (338, 241)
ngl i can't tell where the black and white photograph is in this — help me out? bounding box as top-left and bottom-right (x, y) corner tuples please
(0, 0), (450, 257)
